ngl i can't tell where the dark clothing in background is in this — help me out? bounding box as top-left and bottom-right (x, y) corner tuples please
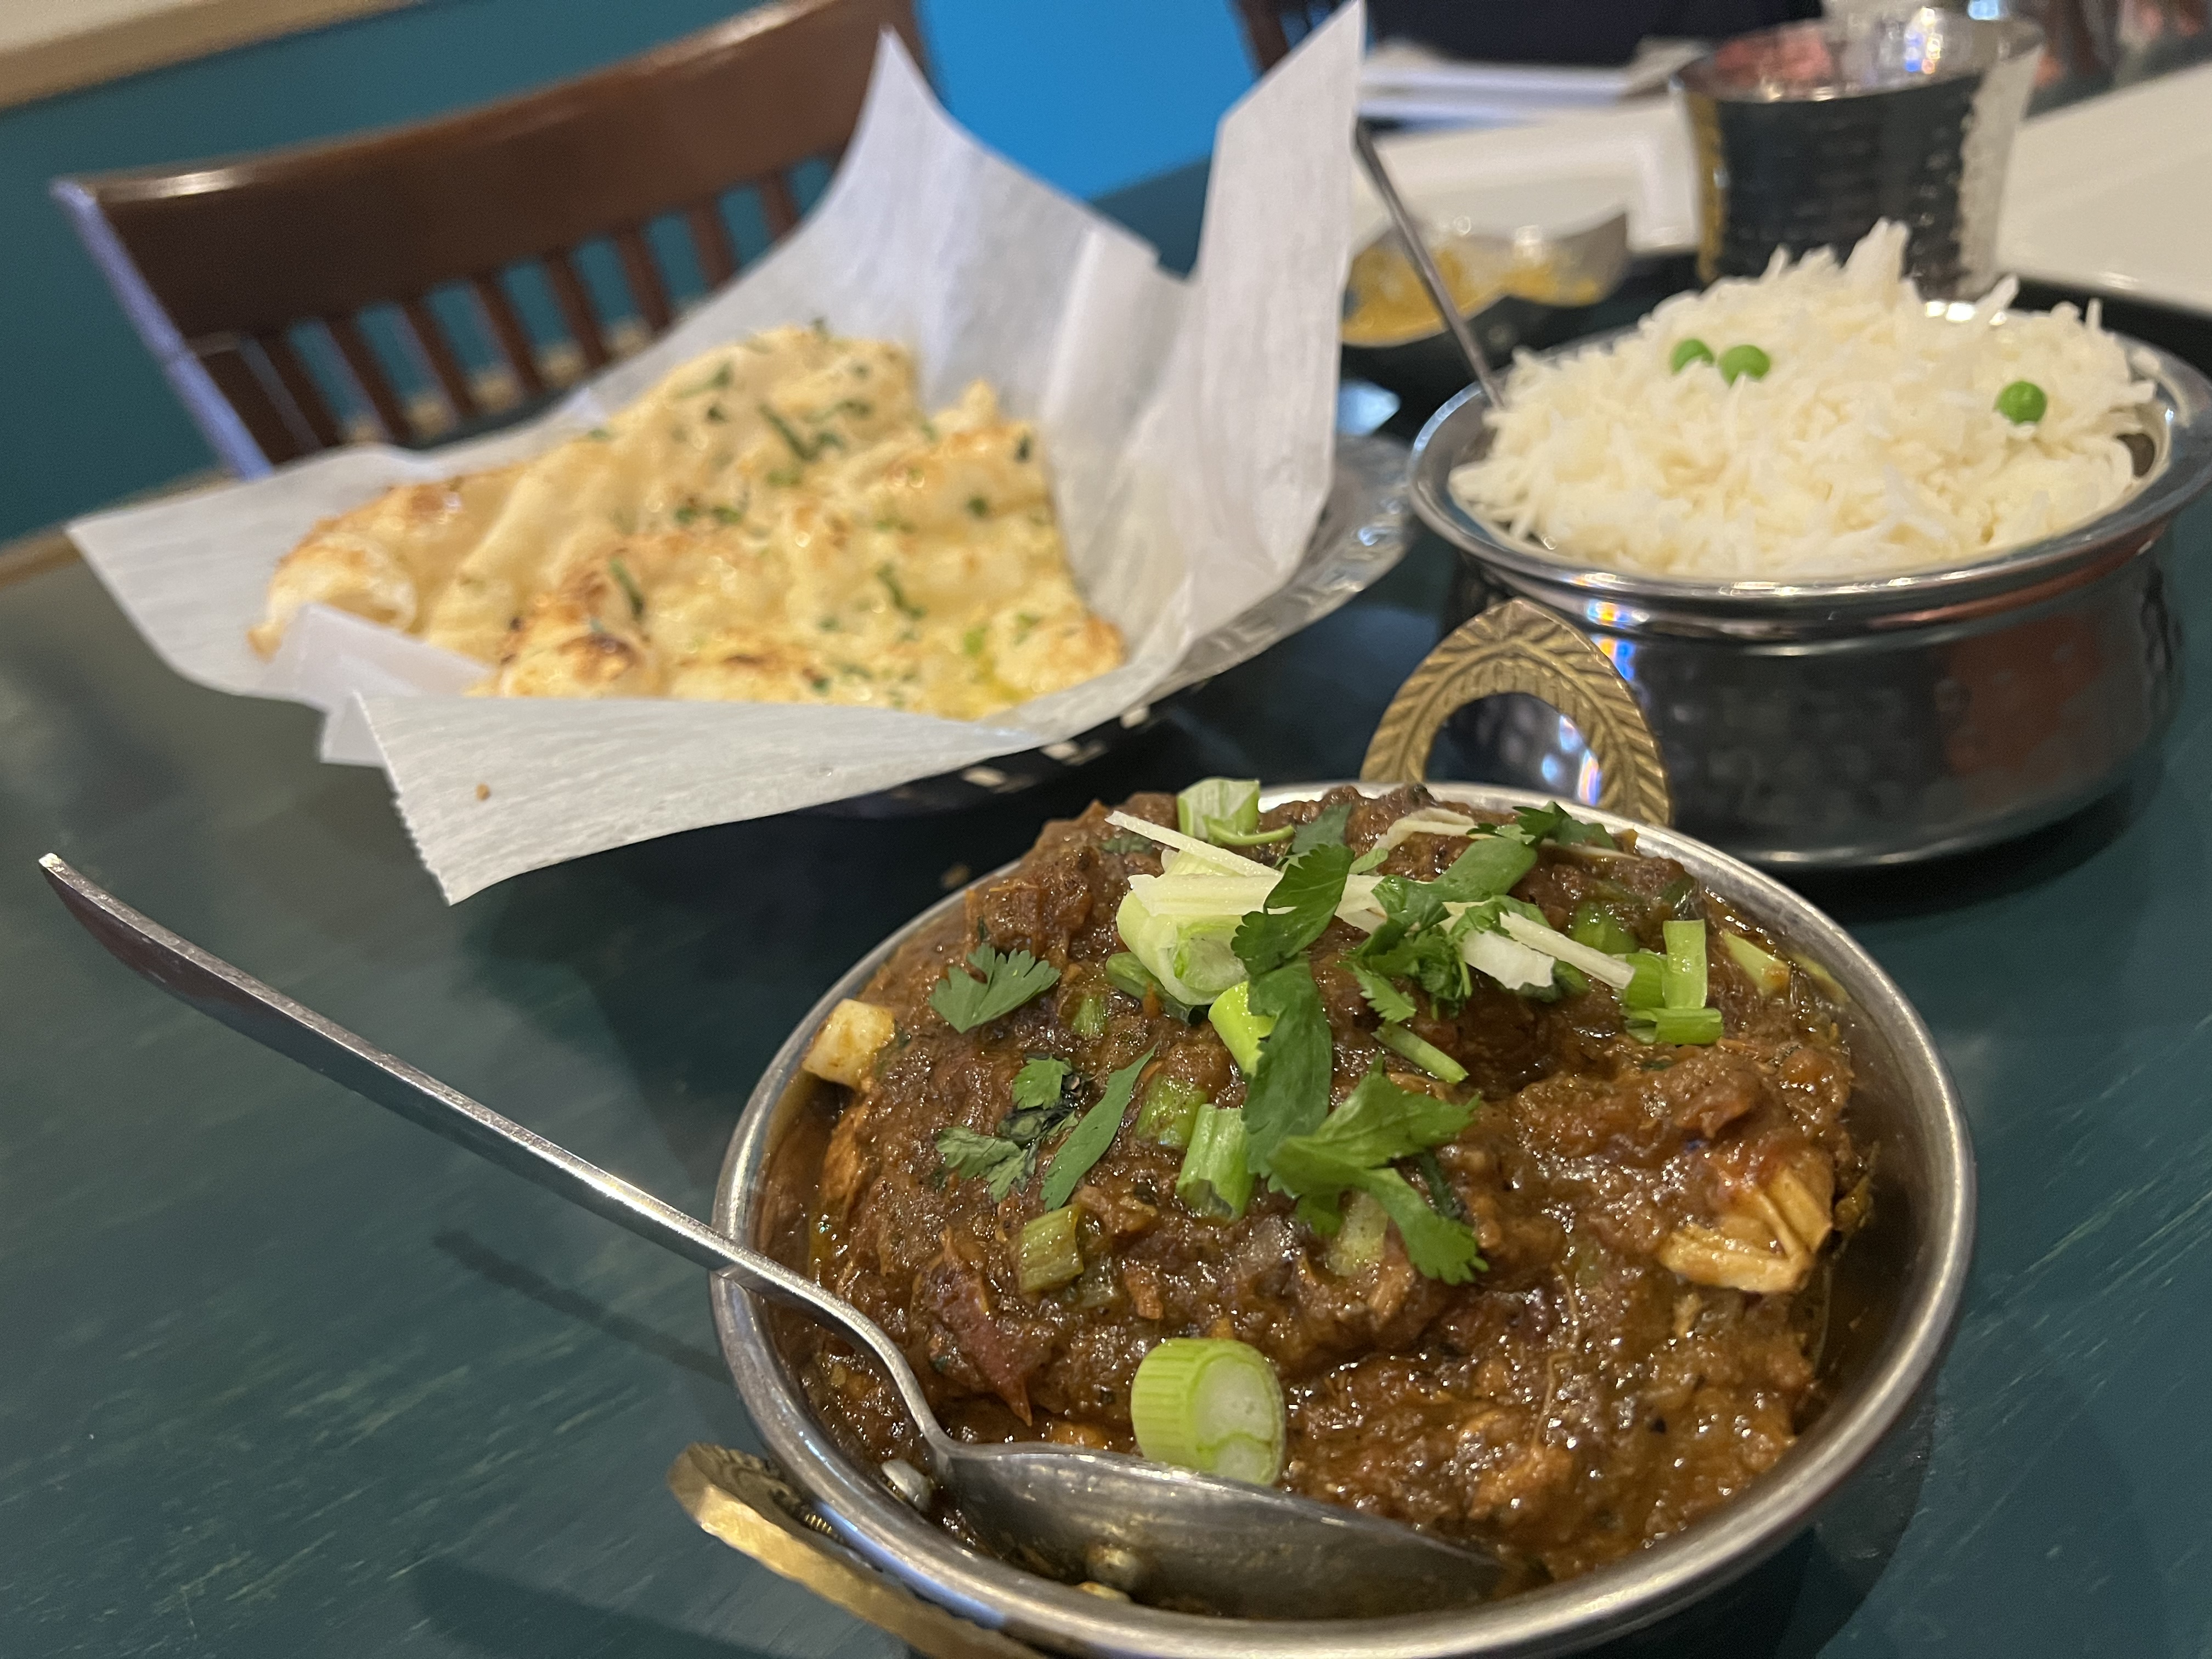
(1369, 0), (1825, 66)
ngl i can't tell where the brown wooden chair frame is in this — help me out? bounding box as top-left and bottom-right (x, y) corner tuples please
(52, 0), (923, 475)
(1233, 0), (1346, 70)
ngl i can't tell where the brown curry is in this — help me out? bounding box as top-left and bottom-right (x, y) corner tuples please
(766, 786), (1865, 1594)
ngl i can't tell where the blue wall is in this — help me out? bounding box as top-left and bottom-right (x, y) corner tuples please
(0, 0), (1255, 541)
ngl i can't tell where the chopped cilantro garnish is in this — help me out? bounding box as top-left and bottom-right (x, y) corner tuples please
(704, 402), (728, 424)
(934, 1125), (1029, 1201)
(1351, 962), (1415, 1024)
(761, 404), (820, 461)
(710, 500), (746, 525)
(681, 363), (733, 397)
(930, 943), (1060, 1032)
(673, 504), (701, 526)
(766, 465), (803, 488)
(1291, 801), (1353, 855)
(1232, 843), (1352, 979)
(877, 563), (925, 620)
(586, 426), (612, 441)
(1041, 1047), (1153, 1208)
(1352, 878), (1471, 1013)
(1429, 835), (1538, 902)
(607, 557), (645, 620)
(1267, 1067), (1483, 1282)
(1511, 802), (1617, 849)
(1015, 434), (1032, 462)
(967, 496), (989, 518)
(1238, 961), (1331, 1175)
(1012, 1056), (1071, 1110)
(962, 624), (987, 657)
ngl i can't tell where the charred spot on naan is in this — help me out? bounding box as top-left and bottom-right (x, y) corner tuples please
(486, 565), (662, 698)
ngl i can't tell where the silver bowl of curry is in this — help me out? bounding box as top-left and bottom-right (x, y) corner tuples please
(703, 624), (1973, 1655)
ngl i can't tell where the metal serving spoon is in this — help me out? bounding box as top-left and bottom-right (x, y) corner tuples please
(1353, 119), (1507, 412)
(41, 855), (1500, 1620)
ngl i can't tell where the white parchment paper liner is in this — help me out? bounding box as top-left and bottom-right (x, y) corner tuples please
(67, 9), (1362, 901)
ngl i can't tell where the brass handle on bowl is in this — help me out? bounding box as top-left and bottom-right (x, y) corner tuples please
(1361, 597), (1674, 825)
(668, 1444), (1048, 1659)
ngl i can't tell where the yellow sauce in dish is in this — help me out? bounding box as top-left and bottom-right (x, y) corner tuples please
(1342, 236), (1605, 347)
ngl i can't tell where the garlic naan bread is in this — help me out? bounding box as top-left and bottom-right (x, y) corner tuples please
(249, 325), (1124, 719)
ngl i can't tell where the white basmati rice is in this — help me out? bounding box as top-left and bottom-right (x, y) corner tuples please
(1448, 223), (2153, 582)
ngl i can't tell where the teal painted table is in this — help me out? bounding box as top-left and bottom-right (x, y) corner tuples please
(5, 173), (2210, 1656)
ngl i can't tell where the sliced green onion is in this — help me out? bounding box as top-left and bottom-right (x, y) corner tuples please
(1177, 778), (1262, 845)
(1628, 1005), (1724, 1046)
(1104, 810), (1276, 877)
(1210, 824), (1295, 847)
(1323, 1189), (1389, 1277)
(1671, 337), (1715, 373)
(1175, 1104), (1252, 1221)
(1790, 951), (1848, 1005)
(1103, 949), (1198, 1023)
(1207, 980), (1275, 1075)
(1129, 1338), (1285, 1485)
(1117, 890), (1244, 1005)
(1375, 1023), (1467, 1085)
(1721, 932), (1791, 997)
(1497, 911), (1638, 990)
(1135, 1076), (1207, 1149)
(1016, 1206), (1084, 1296)
(1622, 949), (1665, 1011)
(1661, 919), (1708, 1012)
(1104, 951), (1156, 1002)
(1461, 925), (1556, 994)
(1068, 991), (1108, 1039)
(1718, 343), (1770, 384)
(1568, 900), (1639, 957)
(1995, 379), (2047, 424)
(1555, 963), (1589, 997)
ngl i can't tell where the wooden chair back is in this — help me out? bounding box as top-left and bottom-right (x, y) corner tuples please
(52, 0), (923, 475)
(1233, 0), (1346, 69)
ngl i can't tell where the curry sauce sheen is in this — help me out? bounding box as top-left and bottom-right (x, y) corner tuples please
(774, 788), (1865, 1592)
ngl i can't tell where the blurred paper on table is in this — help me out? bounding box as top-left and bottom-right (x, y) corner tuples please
(1358, 37), (1701, 127)
(67, 10), (1362, 902)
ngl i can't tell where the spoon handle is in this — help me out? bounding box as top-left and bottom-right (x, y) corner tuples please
(38, 854), (950, 1460)
(1353, 120), (1507, 413)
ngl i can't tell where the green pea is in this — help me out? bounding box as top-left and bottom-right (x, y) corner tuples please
(1995, 380), (2047, 424)
(1670, 337), (1715, 373)
(1718, 344), (1771, 384)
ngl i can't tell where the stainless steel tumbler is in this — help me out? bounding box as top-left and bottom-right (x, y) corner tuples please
(1675, 9), (2044, 298)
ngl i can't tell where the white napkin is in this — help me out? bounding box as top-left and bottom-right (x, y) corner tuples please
(67, 7), (1362, 901)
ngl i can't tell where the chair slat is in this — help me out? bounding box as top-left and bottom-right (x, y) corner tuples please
(400, 295), (480, 422)
(544, 250), (610, 371)
(612, 226), (675, 335)
(60, 0), (924, 465)
(197, 342), (310, 466)
(758, 171), (801, 239)
(685, 202), (738, 289)
(256, 328), (346, 449)
(327, 312), (411, 441)
(469, 273), (545, 399)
